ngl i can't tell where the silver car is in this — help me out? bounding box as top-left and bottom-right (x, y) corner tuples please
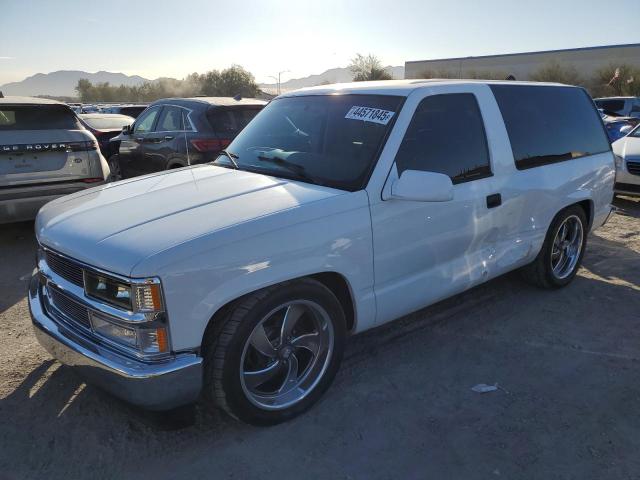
(0, 96), (110, 223)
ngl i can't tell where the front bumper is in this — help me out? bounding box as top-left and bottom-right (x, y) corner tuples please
(0, 180), (106, 224)
(29, 274), (203, 410)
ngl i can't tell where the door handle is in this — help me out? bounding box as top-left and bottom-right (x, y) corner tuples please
(486, 193), (502, 209)
(164, 135), (174, 141)
(136, 137), (144, 142)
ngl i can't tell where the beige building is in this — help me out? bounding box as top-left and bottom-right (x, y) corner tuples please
(405, 43), (640, 80)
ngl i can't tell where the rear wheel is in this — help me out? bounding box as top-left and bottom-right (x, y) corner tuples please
(107, 154), (122, 181)
(521, 205), (588, 288)
(202, 279), (346, 425)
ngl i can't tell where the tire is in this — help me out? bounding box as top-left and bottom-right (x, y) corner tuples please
(202, 278), (346, 425)
(107, 154), (123, 181)
(520, 205), (588, 289)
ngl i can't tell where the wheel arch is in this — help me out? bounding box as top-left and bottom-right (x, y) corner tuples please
(201, 271), (357, 349)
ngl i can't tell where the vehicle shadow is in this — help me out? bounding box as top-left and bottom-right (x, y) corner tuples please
(613, 195), (640, 219)
(0, 221), (37, 315)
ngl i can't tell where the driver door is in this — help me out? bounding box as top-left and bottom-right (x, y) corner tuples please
(118, 105), (161, 178)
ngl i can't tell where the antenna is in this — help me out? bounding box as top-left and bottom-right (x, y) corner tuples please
(233, 94), (242, 101)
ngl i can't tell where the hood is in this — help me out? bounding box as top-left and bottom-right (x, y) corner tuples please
(36, 165), (345, 276)
(613, 135), (640, 159)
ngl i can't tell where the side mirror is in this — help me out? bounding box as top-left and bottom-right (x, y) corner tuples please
(391, 170), (454, 202)
(122, 124), (131, 135)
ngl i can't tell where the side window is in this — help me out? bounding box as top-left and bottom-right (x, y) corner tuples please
(207, 108), (239, 136)
(395, 93), (491, 184)
(133, 106), (160, 134)
(491, 85), (611, 170)
(156, 106), (184, 132)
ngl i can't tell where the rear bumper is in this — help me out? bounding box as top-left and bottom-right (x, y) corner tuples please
(29, 274), (203, 410)
(0, 180), (106, 224)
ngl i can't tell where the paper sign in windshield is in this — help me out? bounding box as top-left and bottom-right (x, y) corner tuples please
(345, 106), (395, 125)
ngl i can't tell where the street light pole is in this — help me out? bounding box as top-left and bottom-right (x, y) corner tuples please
(269, 70), (290, 95)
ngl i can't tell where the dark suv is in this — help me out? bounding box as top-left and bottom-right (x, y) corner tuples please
(107, 97), (266, 180)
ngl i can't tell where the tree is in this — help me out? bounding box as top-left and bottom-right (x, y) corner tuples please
(592, 64), (640, 97)
(530, 61), (583, 86)
(200, 65), (259, 97)
(349, 54), (393, 82)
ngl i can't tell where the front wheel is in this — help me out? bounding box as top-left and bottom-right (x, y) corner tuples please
(107, 154), (123, 182)
(202, 279), (346, 425)
(521, 205), (588, 289)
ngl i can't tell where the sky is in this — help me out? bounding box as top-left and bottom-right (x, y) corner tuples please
(2, 0), (640, 86)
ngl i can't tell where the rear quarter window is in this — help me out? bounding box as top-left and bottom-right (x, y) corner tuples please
(0, 105), (81, 130)
(491, 85), (610, 170)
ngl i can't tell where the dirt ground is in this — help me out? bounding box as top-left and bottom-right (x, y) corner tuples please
(1, 197), (639, 480)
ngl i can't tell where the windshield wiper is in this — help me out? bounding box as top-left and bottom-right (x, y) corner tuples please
(215, 149), (240, 169)
(256, 155), (318, 184)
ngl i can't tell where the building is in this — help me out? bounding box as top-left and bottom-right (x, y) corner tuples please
(405, 43), (640, 80)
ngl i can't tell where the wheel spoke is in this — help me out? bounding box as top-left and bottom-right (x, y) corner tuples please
(559, 223), (568, 241)
(291, 332), (320, 355)
(244, 361), (282, 389)
(249, 325), (277, 358)
(280, 304), (306, 344)
(278, 353), (300, 393)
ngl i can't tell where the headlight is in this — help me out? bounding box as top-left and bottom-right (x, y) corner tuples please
(84, 271), (164, 313)
(614, 154), (624, 169)
(89, 311), (169, 355)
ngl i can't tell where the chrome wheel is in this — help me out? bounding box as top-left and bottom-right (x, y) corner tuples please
(240, 300), (334, 410)
(551, 215), (584, 279)
(107, 157), (122, 181)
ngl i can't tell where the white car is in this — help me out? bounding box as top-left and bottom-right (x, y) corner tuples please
(30, 80), (614, 424)
(612, 125), (640, 196)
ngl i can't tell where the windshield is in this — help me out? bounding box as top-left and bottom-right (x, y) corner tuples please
(82, 115), (134, 130)
(215, 94), (403, 190)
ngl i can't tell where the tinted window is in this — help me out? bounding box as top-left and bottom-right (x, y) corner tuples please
(218, 95), (403, 191)
(594, 99), (626, 114)
(492, 85), (610, 170)
(133, 106), (160, 133)
(207, 107), (263, 136)
(395, 94), (491, 184)
(119, 106), (146, 118)
(0, 105), (81, 130)
(157, 106), (184, 131)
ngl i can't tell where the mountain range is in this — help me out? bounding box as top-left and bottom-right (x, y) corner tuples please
(0, 66), (405, 98)
(0, 71), (150, 97)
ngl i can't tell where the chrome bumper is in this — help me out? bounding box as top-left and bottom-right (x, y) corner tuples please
(29, 274), (203, 410)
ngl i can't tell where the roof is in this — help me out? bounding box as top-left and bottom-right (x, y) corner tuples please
(406, 43), (640, 65)
(0, 96), (65, 105)
(595, 97), (637, 101)
(280, 79), (570, 98)
(152, 97), (267, 107)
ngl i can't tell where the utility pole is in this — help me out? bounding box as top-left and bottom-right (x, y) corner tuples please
(268, 70), (290, 95)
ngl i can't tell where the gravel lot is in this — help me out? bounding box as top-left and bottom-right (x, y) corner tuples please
(1, 197), (639, 480)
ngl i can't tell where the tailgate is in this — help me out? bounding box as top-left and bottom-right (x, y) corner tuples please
(0, 129), (92, 187)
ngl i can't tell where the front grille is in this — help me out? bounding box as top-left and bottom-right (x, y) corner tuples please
(615, 182), (640, 194)
(45, 250), (84, 287)
(627, 161), (640, 176)
(48, 286), (91, 328)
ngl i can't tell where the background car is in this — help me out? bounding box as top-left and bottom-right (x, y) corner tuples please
(612, 124), (640, 196)
(107, 97), (266, 180)
(603, 115), (640, 143)
(103, 104), (148, 118)
(77, 113), (134, 157)
(595, 97), (640, 119)
(0, 96), (110, 223)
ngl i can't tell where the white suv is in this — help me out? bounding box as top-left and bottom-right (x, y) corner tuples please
(0, 97), (110, 223)
(30, 80), (614, 424)
(612, 124), (640, 196)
